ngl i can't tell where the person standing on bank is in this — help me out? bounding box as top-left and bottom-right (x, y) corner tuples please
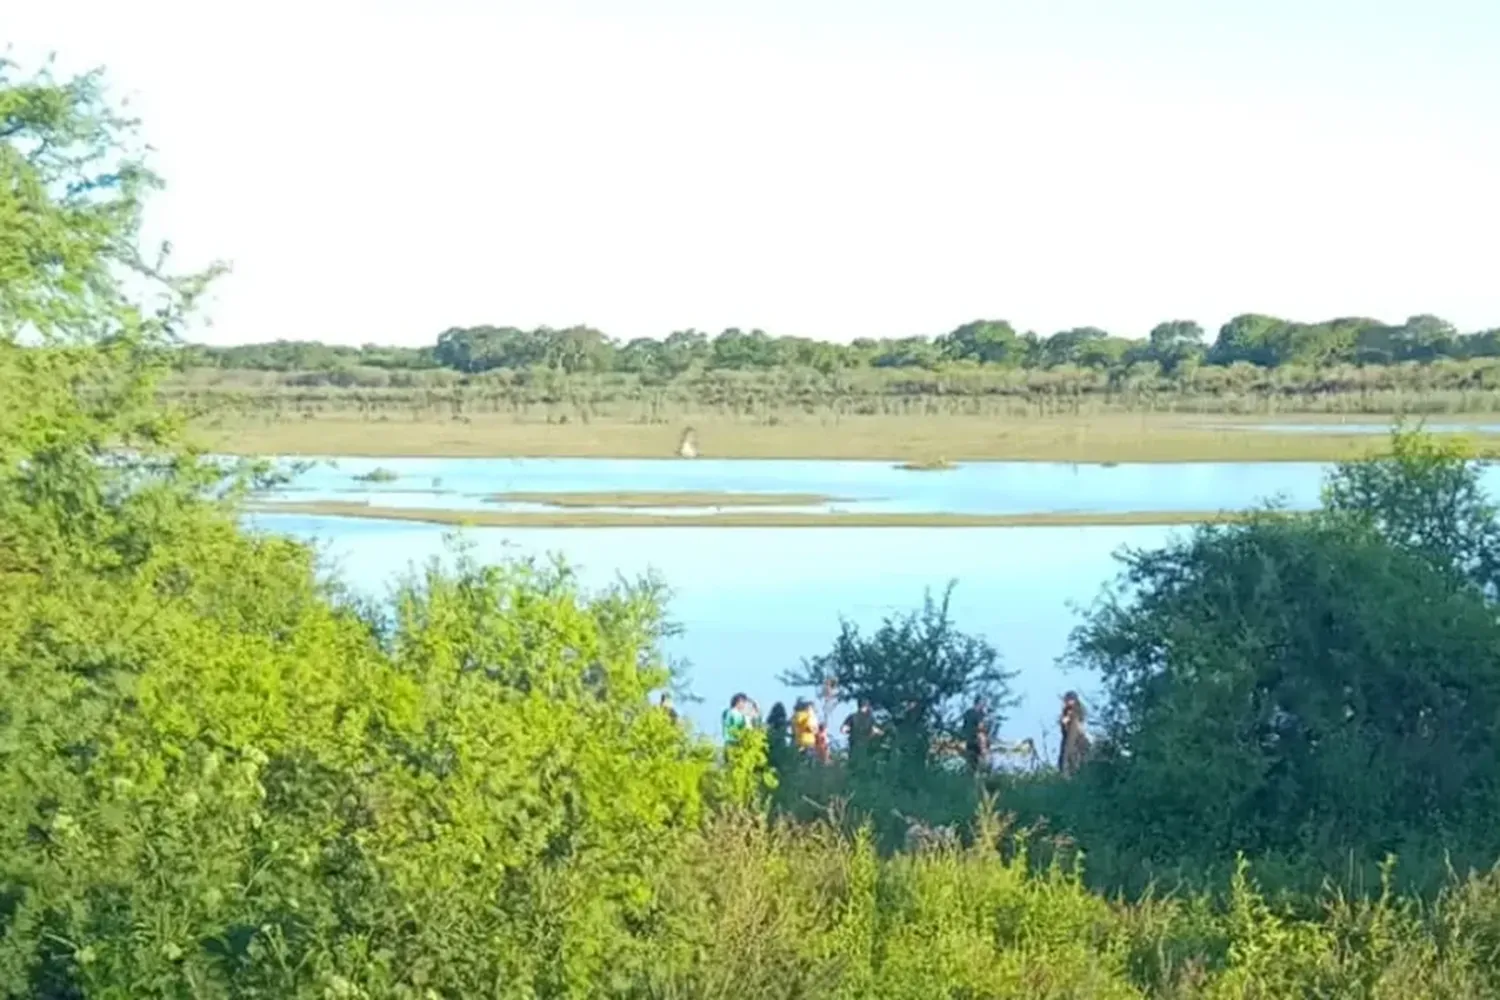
(1059, 691), (1091, 777)
(961, 697), (990, 774)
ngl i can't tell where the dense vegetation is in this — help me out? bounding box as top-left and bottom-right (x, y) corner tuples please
(184, 315), (1500, 377)
(169, 323), (1500, 425)
(14, 55), (1500, 997)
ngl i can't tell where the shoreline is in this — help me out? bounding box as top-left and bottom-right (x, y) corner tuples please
(247, 500), (1253, 529)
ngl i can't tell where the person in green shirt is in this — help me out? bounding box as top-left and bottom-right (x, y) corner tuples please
(722, 692), (751, 743)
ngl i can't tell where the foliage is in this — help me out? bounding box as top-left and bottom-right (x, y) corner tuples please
(1062, 433), (1500, 870)
(1323, 424), (1500, 597)
(0, 56), (223, 347)
(3, 57), (714, 998)
(178, 313), (1500, 379)
(643, 807), (1500, 999)
(784, 582), (1017, 771)
(21, 50), (1500, 999)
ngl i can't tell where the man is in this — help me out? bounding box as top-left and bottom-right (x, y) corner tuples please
(659, 692), (678, 724)
(841, 699), (880, 754)
(961, 697), (990, 774)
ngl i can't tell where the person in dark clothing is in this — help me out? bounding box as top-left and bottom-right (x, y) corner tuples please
(764, 701), (790, 767)
(841, 699), (879, 751)
(961, 697), (990, 773)
(1059, 690), (1091, 777)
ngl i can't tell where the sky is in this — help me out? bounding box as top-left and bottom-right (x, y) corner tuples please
(8, 0), (1500, 346)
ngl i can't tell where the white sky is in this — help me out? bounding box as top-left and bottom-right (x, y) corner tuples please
(7, 0), (1500, 345)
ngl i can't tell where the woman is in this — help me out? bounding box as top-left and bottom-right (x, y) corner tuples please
(1058, 691), (1091, 777)
(791, 699), (818, 756)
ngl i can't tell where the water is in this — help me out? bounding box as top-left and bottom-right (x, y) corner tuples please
(255, 456), (1359, 516)
(247, 512), (1178, 747)
(243, 451), (1500, 747)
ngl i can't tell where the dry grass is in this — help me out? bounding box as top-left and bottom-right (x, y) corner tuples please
(194, 411), (1500, 463)
(247, 499), (1248, 528)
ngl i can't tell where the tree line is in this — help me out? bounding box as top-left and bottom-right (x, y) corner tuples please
(181, 313), (1500, 377)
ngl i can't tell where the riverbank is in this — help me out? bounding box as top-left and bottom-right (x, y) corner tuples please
(248, 500), (1248, 528)
(194, 412), (1500, 463)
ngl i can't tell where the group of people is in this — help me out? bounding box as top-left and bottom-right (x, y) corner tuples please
(721, 692), (871, 765)
(713, 688), (1093, 776)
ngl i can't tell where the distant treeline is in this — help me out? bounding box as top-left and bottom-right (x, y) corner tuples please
(182, 314), (1500, 377)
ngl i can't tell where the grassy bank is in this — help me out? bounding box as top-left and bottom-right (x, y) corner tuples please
(490, 490), (842, 508)
(193, 410), (1500, 462)
(248, 499), (1247, 528)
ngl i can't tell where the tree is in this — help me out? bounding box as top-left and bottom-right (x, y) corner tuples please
(1147, 320), (1204, 373)
(1066, 432), (1500, 861)
(784, 583), (1016, 769)
(939, 320), (1024, 366)
(871, 335), (943, 369)
(1322, 424), (1500, 598)
(1042, 327), (1110, 368)
(1, 59), (714, 997)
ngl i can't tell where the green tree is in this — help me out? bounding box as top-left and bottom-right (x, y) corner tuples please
(939, 320), (1024, 365)
(1067, 432), (1500, 861)
(784, 583), (1017, 769)
(1, 59), (714, 998)
(1322, 425), (1500, 597)
(1147, 319), (1205, 373)
(1042, 327), (1111, 368)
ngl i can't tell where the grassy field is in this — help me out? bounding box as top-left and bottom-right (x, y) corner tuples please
(249, 499), (1247, 528)
(195, 410), (1500, 462)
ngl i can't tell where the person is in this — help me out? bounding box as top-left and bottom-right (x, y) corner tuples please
(764, 701), (791, 767)
(791, 699), (818, 756)
(659, 692), (678, 724)
(722, 693), (750, 744)
(961, 696), (990, 773)
(1059, 691), (1091, 777)
(765, 701), (789, 741)
(841, 699), (880, 754)
(814, 721), (831, 764)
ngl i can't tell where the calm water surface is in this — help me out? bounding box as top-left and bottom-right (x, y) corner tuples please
(245, 452), (1500, 743)
(256, 456), (1370, 516)
(248, 512), (1178, 746)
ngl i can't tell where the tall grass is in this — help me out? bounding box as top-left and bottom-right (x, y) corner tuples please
(659, 806), (1500, 998)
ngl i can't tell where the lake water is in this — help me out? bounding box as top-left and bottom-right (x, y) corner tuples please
(257, 456), (1367, 516)
(246, 511), (1178, 749)
(245, 452), (1500, 749)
